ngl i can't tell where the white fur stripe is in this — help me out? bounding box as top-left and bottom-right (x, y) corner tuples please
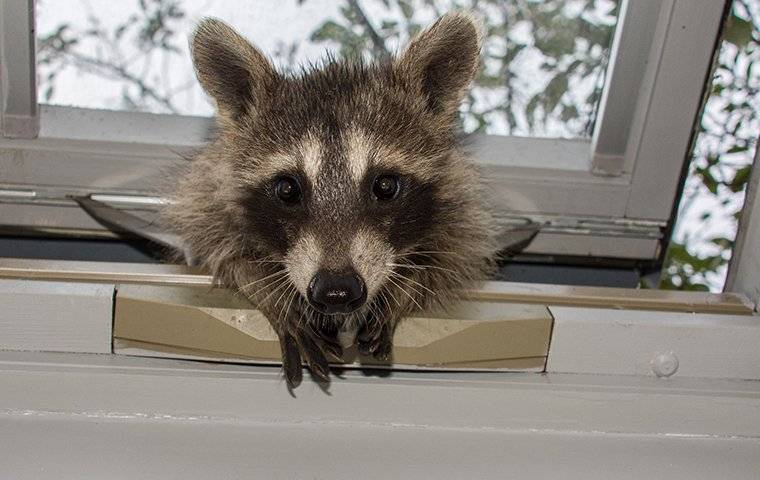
(286, 232), (322, 295)
(344, 128), (372, 185)
(350, 227), (394, 299)
(298, 133), (323, 186)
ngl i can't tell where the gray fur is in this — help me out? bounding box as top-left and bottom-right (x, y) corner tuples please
(165, 12), (497, 389)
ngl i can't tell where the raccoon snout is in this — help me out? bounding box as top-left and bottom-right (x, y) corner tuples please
(307, 269), (367, 315)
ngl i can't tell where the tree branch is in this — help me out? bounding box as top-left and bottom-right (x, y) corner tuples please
(65, 51), (179, 113)
(346, 0), (390, 59)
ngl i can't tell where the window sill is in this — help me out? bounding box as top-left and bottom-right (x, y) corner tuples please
(0, 351), (758, 479)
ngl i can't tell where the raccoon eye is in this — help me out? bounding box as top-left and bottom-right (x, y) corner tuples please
(372, 175), (400, 201)
(275, 176), (301, 204)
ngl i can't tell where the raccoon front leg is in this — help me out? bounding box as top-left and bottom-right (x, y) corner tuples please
(277, 324), (334, 388)
(278, 309), (346, 387)
(357, 307), (398, 361)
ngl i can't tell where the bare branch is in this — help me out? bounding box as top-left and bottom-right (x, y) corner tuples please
(346, 0), (390, 59)
(64, 51), (179, 113)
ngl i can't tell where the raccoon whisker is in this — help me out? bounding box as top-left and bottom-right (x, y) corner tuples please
(296, 305), (307, 329)
(388, 271), (437, 296)
(388, 272), (425, 297)
(273, 280), (296, 311)
(395, 250), (461, 258)
(387, 276), (423, 310)
(380, 285), (401, 308)
(246, 253), (284, 263)
(237, 268), (289, 292)
(242, 273), (290, 299)
(256, 276), (293, 306)
(238, 269), (287, 290)
(376, 290), (391, 317)
(284, 286), (299, 319)
(389, 262), (459, 275)
(364, 301), (379, 326)
(386, 262), (425, 270)
(370, 300), (386, 327)
(302, 305), (315, 329)
(277, 284), (298, 325)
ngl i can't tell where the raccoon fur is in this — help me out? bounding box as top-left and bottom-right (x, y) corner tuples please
(165, 12), (496, 389)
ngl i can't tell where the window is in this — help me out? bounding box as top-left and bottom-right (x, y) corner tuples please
(1, 4), (759, 458)
(0, 0), (727, 263)
(36, 0), (619, 138)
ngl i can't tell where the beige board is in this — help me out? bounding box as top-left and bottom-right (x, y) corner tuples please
(113, 284), (553, 371)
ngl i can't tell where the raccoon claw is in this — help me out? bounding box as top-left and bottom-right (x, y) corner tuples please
(296, 329), (332, 385)
(308, 325), (344, 361)
(280, 334), (303, 389)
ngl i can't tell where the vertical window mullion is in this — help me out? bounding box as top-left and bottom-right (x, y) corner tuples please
(0, 0), (38, 139)
(590, 0), (664, 177)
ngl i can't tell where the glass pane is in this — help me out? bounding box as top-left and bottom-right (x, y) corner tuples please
(36, 0), (618, 138)
(659, 0), (760, 292)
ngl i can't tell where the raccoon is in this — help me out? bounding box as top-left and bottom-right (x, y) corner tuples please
(166, 12), (496, 389)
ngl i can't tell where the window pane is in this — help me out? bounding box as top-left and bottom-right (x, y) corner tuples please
(36, 0), (618, 138)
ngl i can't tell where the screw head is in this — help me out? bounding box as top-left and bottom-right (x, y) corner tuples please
(651, 351), (679, 377)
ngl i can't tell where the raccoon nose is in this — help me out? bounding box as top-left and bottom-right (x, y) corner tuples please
(307, 269), (367, 315)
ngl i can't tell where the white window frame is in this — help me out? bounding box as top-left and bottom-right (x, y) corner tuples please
(1, 350), (759, 479)
(0, 0), (726, 261)
(3, 4), (759, 468)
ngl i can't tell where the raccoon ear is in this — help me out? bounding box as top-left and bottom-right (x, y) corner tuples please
(396, 12), (481, 117)
(191, 18), (277, 119)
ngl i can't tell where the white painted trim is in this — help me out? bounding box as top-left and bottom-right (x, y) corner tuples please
(0, 279), (113, 353)
(2, 258), (753, 314)
(622, 0), (726, 218)
(0, 352), (758, 479)
(546, 306), (760, 380)
(2, 351), (759, 438)
(0, 266), (758, 380)
(591, 0), (662, 176)
(0, 0), (38, 138)
(725, 142), (760, 308)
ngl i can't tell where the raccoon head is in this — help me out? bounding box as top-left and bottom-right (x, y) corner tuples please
(172, 13), (492, 324)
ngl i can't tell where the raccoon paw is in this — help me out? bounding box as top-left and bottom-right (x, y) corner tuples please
(308, 324), (344, 361)
(357, 336), (378, 356)
(372, 336), (393, 362)
(357, 325), (392, 361)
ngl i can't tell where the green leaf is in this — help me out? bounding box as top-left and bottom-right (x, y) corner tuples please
(729, 165), (752, 192)
(543, 74), (569, 113)
(698, 168), (719, 194)
(310, 20), (352, 43)
(724, 13), (753, 49)
(727, 144), (749, 154)
(560, 104), (579, 122)
(710, 237), (733, 249)
(686, 283), (711, 292)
